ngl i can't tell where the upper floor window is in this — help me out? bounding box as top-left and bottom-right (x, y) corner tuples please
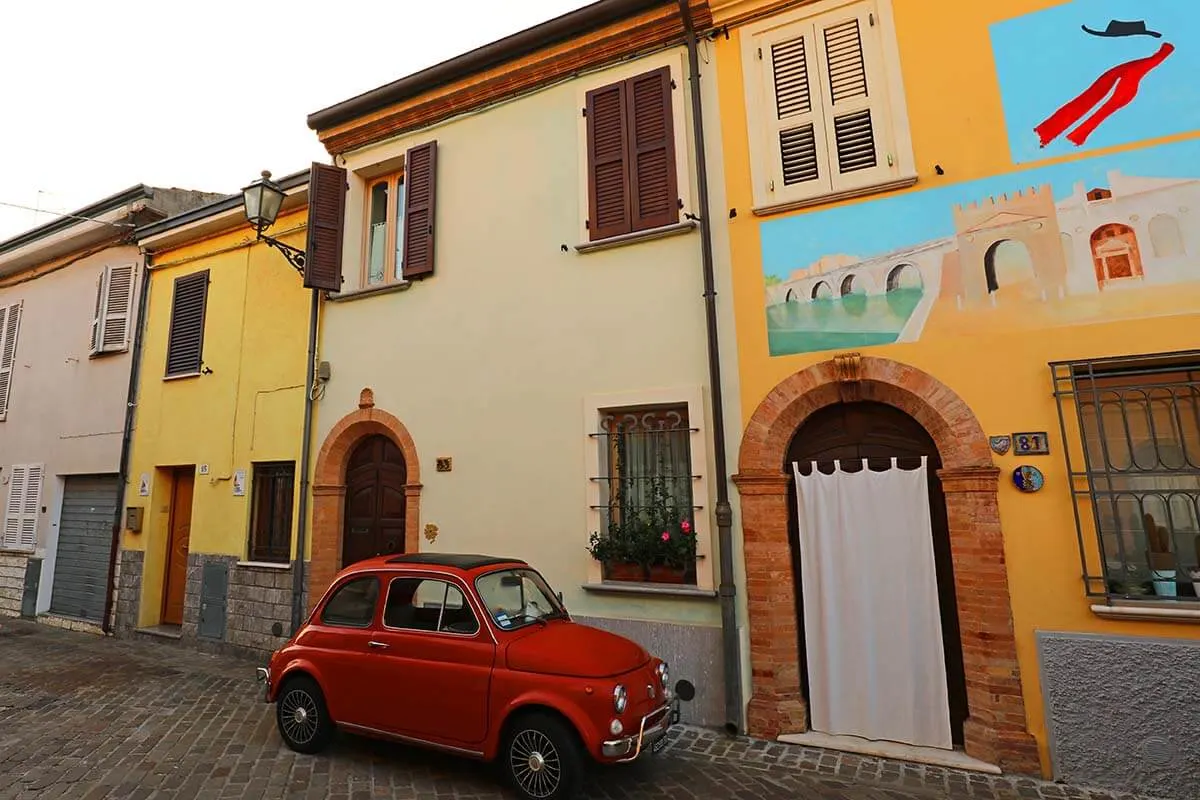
(165, 270), (209, 378)
(741, 0), (916, 212)
(1052, 353), (1200, 602)
(0, 301), (22, 421)
(357, 142), (438, 288)
(584, 66), (680, 241)
(364, 174), (406, 286)
(91, 264), (135, 356)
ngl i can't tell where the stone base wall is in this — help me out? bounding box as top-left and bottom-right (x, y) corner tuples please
(113, 549), (143, 634)
(0, 552), (31, 618)
(576, 615), (724, 727)
(181, 554), (295, 658)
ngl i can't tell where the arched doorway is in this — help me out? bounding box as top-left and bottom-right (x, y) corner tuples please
(342, 434), (408, 567)
(733, 355), (1040, 775)
(786, 402), (968, 746)
(1091, 223), (1144, 286)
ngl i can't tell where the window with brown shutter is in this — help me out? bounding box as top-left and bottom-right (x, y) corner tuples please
(165, 270), (209, 378)
(585, 67), (679, 242)
(401, 141), (437, 280)
(304, 162), (347, 291)
(248, 461), (295, 563)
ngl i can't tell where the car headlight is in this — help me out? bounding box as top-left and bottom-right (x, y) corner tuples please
(657, 661), (669, 689)
(613, 684), (628, 714)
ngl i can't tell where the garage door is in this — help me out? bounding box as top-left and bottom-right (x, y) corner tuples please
(50, 475), (118, 622)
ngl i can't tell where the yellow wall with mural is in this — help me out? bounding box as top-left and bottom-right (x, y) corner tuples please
(121, 208), (312, 628)
(713, 0), (1200, 774)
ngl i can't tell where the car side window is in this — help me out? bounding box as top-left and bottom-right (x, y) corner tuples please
(384, 577), (479, 635)
(320, 576), (380, 628)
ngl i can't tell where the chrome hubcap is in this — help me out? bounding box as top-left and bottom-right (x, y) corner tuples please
(280, 689), (319, 745)
(511, 730), (561, 798)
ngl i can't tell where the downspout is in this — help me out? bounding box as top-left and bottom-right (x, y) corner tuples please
(677, 0), (744, 735)
(290, 285), (319, 633)
(102, 249), (153, 634)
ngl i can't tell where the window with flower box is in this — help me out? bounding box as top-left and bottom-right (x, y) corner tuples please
(587, 404), (699, 585)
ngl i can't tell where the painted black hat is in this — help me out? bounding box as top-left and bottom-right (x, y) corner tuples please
(1082, 20), (1163, 38)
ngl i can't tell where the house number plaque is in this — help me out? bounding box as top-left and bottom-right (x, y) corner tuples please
(1011, 431), (1050, 456)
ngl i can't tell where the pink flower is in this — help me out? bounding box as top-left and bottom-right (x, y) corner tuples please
(681, 520), (691, 533)
(661, 531), (670, 541)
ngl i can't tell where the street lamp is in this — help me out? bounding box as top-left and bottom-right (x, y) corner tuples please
(240, 169), (305, 274)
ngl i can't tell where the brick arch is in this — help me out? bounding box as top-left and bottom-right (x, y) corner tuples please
(308, 395), (422, 612)
(733, 355), (1041, 776)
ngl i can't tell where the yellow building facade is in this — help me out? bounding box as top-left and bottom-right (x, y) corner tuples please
(711, 0), (1200, 796)
(115, 176), (315, 656)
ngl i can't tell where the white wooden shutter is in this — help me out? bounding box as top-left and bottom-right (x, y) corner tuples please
(100, 264), (134, 353)
(90, 270), (107, 355)
(761, 22), (831, 201)
(813, 4), (894, 193)
(0, 302), (21, 421)
(3, 463), (41, 551)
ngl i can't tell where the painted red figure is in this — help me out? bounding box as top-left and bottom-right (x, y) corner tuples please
(1036, 42), (1175, 147)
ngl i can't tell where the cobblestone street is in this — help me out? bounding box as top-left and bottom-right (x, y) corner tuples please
(0, 620), (1158, 800)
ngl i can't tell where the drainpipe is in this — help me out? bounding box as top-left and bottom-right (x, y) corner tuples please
(102, 250), (154, 634)
(677, 0), (744, 735)
(290, 286), (320, 633)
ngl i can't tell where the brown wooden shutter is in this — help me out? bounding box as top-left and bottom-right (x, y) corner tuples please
(585, 82), (631, 241)
(304, 162), (347, 291)
(401, 141), (438, 280)
(627, 67), (678, 232)
(165, 271), (209, 377)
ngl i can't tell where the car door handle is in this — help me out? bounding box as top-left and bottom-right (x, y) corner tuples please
(368, 641), (390, 650)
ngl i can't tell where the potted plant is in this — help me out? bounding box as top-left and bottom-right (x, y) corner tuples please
(587, 520), (647, 581)
(588, 470), (696, 584)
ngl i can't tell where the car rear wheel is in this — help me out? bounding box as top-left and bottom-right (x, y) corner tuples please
(503, 711), (583, 800)
(276, 675), (334, 754)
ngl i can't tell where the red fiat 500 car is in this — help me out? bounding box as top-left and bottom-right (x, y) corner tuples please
(256, 553), (689, 800)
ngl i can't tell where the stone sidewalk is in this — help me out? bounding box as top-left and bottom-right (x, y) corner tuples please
(0, 619), (1161, 800)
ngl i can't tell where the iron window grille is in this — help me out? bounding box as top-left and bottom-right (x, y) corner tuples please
(1051, 350), (1200, 601)
(249, 461), (296, 563)
(588, 404), (700, 582)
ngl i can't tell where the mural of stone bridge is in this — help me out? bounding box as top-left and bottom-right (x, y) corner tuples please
(767, 238), (952, 307)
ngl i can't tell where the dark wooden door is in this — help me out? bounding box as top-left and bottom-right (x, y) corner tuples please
(342, 436), (407, 567)
(785, 401), (968, 746)
(162, 468), (195, 626)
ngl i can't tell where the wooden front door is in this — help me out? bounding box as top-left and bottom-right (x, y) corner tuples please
(342, 435), (407, 568)
(162, 468), (195, 626)
(786, 401), (969, 746)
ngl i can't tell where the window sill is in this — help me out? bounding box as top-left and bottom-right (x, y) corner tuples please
(163, 371), (201, 382)
(88, 348), (129, 360)
(0, 548), (36, 557)
(581, 581), (716, 599)
(1090, 600), (1200, 624)
(575, 220), (696, 254)
(236, 560), (291, 570)
(328, 280), (413, 302)
(751, 174), (919, 218)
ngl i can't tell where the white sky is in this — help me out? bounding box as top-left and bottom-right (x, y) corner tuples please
(0, 0), (591, 241)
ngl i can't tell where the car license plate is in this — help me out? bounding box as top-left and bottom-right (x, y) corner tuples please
(651, 735), (668, 754)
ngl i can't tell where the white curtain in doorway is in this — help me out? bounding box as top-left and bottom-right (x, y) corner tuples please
(792, 457), (953, 750)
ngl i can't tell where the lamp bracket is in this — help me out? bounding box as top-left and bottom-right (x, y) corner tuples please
(257, 231), (305, 275)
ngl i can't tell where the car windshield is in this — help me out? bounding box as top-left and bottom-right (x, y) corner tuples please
(475, 568), (566, 630)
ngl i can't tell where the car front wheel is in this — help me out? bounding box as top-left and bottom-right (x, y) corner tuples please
(275, 675), (334, 754)
(503, 711), (584, 800)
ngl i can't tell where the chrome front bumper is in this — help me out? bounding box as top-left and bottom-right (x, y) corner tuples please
(255, 667), (270, 703)
(601, 694), (678, 761)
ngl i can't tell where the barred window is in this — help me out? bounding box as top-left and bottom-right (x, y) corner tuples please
(590, 404), (698, 585)
(1052, 352), (1200, 601)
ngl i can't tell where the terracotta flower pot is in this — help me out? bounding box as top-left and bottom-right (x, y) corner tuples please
(648, 565), (686, 584)
(604, 561), (645, 582)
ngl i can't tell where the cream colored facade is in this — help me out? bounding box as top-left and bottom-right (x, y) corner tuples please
(310, 40), (742, 725)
